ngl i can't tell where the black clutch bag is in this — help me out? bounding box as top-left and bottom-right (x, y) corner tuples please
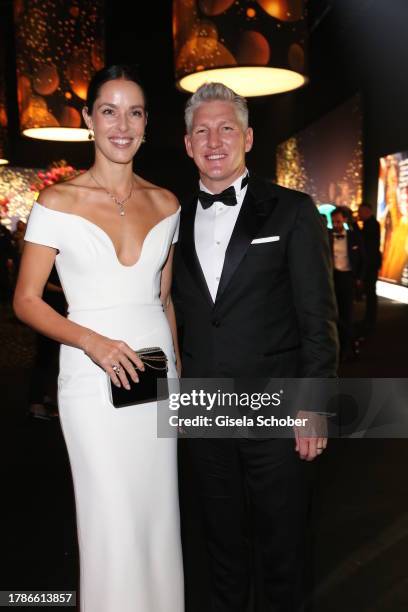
(108, 347), (169, 408)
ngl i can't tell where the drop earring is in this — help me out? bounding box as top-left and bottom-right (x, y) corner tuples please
(88, 129), (94, 141)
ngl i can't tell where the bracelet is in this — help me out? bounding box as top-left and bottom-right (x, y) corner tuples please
(81, 330), (96, 355)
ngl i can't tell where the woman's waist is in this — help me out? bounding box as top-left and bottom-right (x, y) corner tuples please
(68, 300), (163, 315)
(61, 303), (174, 375)
(68, 302), (168, 340)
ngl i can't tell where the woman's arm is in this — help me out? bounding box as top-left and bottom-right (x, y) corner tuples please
(160, 245), (181, 376)
(14, 241), (143, 387)
(14, 243), (85, 344)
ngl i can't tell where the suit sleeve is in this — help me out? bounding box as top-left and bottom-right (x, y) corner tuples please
(354, 228), (365, 280)
(288, 196), (339, 377)
(374, 220), (382, 269)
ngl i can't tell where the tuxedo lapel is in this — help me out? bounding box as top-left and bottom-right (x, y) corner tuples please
(179, 197), (214, 306)
(215, 177), (278, 303)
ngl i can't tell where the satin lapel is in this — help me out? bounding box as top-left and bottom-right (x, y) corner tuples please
(215, 185), (277, 303)
(180, 198), (214, 306)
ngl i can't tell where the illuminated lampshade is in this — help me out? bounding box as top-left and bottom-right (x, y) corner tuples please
(0, 139), (8, 165)
(173, 0), (308, 97)
(0, 16), (9, 164)
(14, 0), (105, 141)
(0, 122), (8, 164)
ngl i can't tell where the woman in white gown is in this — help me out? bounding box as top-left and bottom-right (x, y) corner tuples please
(14, 65), (184, 612)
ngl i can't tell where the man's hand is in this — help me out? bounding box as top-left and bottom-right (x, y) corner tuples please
(294, 410), (328, 461)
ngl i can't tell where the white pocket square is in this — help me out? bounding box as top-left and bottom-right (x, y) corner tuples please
(251, 236), (280, 244)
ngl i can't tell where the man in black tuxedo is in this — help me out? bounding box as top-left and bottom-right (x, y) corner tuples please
(357, 203), (382, 334)
(173, 83), (338, 612)
(329, 207), (364, 359)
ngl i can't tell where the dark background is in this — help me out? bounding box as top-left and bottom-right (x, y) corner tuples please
(1, 0), (408, 205)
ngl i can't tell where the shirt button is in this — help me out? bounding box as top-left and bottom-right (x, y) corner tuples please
(215, 276), (220, 281)
(216, 241), (220, 245)
(212, 320), (220, 328)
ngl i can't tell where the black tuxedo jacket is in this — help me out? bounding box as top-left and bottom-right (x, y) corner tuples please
(173, 175), (339, 378)
(361, 216), (382, 273)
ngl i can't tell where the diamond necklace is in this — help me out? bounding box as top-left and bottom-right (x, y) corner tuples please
(89, 171), (133, 216)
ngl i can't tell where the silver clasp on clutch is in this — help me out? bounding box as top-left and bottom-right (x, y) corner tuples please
(136, 347), (168, 371)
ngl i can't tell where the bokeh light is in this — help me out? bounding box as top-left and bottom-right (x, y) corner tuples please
(14, 0), (105, 141)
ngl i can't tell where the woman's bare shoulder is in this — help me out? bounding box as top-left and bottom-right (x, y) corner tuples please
(37, 174), (88, 212)
(154, 187), (180, 215)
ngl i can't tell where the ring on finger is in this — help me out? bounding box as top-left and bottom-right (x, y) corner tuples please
(112, 364), (121, 375)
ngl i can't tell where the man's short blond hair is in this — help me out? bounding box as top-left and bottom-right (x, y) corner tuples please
(184, 82), (249, 133)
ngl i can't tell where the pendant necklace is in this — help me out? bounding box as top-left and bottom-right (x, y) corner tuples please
(90, 171), (133, 216)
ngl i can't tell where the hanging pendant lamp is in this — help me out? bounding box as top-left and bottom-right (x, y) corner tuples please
(173, 0), (308, 96)
(14, 0), (105, 141)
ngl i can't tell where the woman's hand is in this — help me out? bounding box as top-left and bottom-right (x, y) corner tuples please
(81, 331), (145, 388)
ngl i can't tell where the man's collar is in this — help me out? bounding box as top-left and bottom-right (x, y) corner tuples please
(199, 169), (249, 196)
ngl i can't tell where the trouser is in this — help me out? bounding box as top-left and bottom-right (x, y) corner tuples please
(186, 437), (310, 612)
(363, 270), (378, 331)
(333, 270), (354, 354)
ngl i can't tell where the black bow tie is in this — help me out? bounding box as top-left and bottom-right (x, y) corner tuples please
(198, 175), (249, 210)
(198, 186), (237, 209)
(334, 233), (345, 240)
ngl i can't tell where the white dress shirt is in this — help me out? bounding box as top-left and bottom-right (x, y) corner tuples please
(195, 171), (248, 301)
(333, 233), (351, 271)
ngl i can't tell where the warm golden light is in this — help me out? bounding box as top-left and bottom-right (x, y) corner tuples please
(256, 0), (303, 21)
(179, 66), (307, 96)
(22, 127), (90, 142)
(14, 0), (104, 142)
(173, 0), (307, 98)
(0, 23), (8, 164)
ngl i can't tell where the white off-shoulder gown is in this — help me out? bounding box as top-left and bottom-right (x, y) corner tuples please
(25, 201), (184, 612)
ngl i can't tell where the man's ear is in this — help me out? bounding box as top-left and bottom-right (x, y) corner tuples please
(184, 134), (194, 159)
(82, 106), (93, 131)
(244, 127), (254, 153)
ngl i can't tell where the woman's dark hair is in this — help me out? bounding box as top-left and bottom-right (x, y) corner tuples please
(85, 64), (147, 114)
